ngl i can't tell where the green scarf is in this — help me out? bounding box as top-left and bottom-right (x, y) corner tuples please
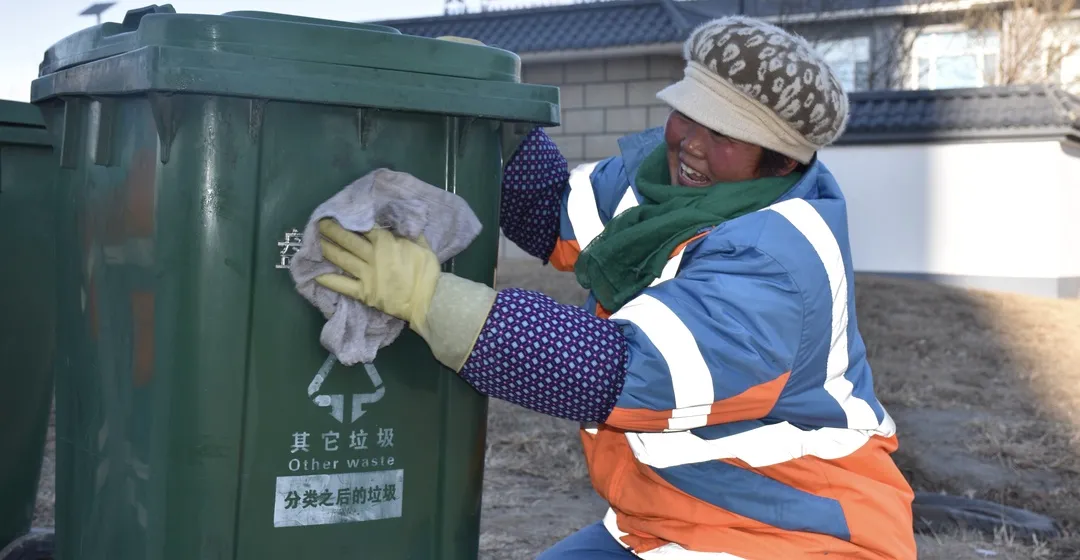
(574, 144), (802, 312)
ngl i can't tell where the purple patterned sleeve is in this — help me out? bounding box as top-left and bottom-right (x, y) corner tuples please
(458, 288), (629, 423)
(500, 127), (569, 262)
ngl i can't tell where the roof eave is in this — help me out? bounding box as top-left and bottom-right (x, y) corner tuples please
(372, 0), (666, 26)
(833, 126), (1080, 146)
(519, 42), (683, 63)
(757, 0), (1011, 24)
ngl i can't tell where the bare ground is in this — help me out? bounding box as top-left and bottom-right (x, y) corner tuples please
(32, 259), (1080, 559)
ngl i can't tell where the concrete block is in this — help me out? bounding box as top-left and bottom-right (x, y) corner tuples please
(606, 107), (648, 133)
(648, 106), (672, 128)
(524, 63), (564, 85)
(585, 83), (627, 108)
(648, 55), (684, 79)
(565, 60), (605, 83)
(498, 234), (535, 261)
(627, 80), (671, 106)
(563, 109), (606, 135)
(551, 135), (584, 160)
(585, 134), (622, 160)
(606, 57), (649, 81)
(559, 84), (584, 109)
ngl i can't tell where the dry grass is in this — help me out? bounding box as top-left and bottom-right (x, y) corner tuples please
(915, 529), (1055, 560)
(479, 400), (601, 558)
(853, 274), (1080, 559)
(855, 273), (1080, 432)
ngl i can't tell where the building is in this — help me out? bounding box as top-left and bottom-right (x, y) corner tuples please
(379, 0), (1080, 169)
(376, 1), (1080, 297)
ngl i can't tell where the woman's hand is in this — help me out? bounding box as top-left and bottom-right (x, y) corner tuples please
(315, 219), (441, 338)
(315, 218), (497, 371)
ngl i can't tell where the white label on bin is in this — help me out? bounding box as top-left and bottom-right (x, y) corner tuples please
(277, 228), (303, 269)
(273, 469), (403, 527)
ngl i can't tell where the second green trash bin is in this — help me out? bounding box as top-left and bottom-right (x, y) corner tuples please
(0, 99), (57, 556)
(31, 5), (559, 559)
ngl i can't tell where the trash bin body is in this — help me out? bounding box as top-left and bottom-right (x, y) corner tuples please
(0, 100), (57, 552)
(31, 6), (558, 559)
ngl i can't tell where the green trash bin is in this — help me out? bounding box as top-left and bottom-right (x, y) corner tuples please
(30, 5), (558, 559)
(0, 99), (57, 554)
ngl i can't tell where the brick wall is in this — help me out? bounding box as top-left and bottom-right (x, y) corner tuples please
(524, 55), (682, 169)
(498, 54), (683, 260)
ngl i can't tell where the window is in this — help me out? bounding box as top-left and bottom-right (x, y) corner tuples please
(1061, 49), (1080, 93)
(1052, 21), (1080, 94)
(911, 30), (1000, 89)
(813, 36), (872, 92)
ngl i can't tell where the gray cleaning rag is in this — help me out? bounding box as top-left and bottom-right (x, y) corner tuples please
(289, 168), (483, 366)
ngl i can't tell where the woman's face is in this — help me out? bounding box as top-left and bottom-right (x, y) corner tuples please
(664, 110), (765, 187)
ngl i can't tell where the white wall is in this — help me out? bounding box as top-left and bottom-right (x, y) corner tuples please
(1058, 141), (1080, 279)
(819, 139), (1079, 283)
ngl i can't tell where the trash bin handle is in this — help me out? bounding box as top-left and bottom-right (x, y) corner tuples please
(121, 4), (177, 32)
(38, 4), (177, 75)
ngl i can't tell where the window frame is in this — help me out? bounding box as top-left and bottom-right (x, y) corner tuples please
(812, 35), (874, 92)
(908, 23), (1001, 90)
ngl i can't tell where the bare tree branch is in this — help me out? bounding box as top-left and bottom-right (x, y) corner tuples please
(769, 0), (942, 90)
(966, 0), (1079, 85)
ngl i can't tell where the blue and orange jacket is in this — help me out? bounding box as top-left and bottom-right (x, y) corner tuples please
(549, 127), (916, 559)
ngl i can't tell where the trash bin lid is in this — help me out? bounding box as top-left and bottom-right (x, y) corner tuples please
(38, 4), (518, 83)
(0, 99), (46, 128)
(32, 4), (558, 126)
(0, 100), (52, 147)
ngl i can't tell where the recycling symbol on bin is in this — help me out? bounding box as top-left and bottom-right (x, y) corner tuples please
(307, 355), (385, 423)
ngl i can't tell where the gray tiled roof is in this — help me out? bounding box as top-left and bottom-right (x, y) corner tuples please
(374, 0), (955, 54)
(679, 0), (920, 22)
(840, 85), (1080, 143)
(376, 0), (692, 53)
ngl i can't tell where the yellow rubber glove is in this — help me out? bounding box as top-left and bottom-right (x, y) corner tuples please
(315, 219), (497, 371)
(316, 219), (440, 337)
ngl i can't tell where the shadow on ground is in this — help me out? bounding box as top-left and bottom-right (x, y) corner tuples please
(855, 274), (1080, 559)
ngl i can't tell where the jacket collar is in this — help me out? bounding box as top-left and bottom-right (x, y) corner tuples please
(617, 126), (665, 189)
(775, 156), (845, 203)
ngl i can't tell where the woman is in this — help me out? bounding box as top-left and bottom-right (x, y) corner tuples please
(315, 15), (917, 560)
